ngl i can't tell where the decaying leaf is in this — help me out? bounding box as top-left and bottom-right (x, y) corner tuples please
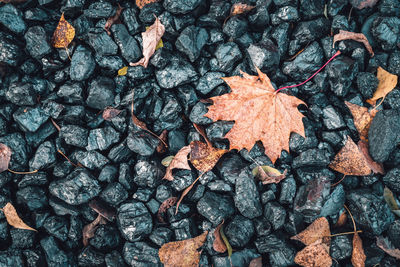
(0, 0), (26, 3)
(252, 165), (287, 185)
(352, 233), (366, 267)
(333, 30), (374, 56)
(376, 236), (400, 259)
(161, 155), (174, 167)
(136, 0), (160, 9)
(1, 203), (37, 231)
(163, 146), (191, 181)
(213, 220), (227, 253)
(102, 107), (122, 121)
(189, 141), (227, 173)
(248, 257), (262, 267)
(205, 68), (305, 164)
(156, 129), (168, 154)
(104, 4), (123, 35)
(157, 197), (178, 223)
(367, 67), (398, 106)
(334, 211), (348, 228)
(82, 214), (107, 246)
(159, 231), (208, 267)
(52, 13), (75, 49)
(291, 217), (331, 247)
(88, 199), (116, 221)
(345, 101), (377, 142)
(383, 187), (400, 217)
(294, 241), (332, 267)
(130, 17), (165, 68)
(230, 3), (255, 16)
(117, 66), (128, 76)
(0, 143), (11, 173)
(328, 136), (384, 176)
(350, 0), (379, 9)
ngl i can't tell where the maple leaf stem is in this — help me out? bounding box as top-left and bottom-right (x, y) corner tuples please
(275, 50), (341, 93)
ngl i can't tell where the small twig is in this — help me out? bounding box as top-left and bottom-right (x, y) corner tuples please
(57, 149), (82, 167)
(50, 118), (61, 131)
(331, 174), (346, 187)
(327, 230), (363, 237)
(8, 169), (38, 174)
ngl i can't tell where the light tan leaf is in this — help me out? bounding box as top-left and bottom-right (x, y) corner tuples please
(1, 203), (36, 231)
(376, 236), (400, 259)
(163, 146), (191, 181)
(52, 13), (75, 49)
(366, 67), (398, 106)
(252, 165), (287, 185)
(205, 68), (305, 164)
(161, 155), (174, 167)
(213, 220), (227, 253)
(329, 136), (384, 176)
(248, 257), (263, 267)
(136, 0), (160, 9)
(352, 233), (366, 267)
(130, 17), (165, 68)
(383, 187), (400, 216)
(291, 217), (331, 248)
(82, 214), (107, 246)
(157, 197), (178, 223)
(189, 141), (227, 173)
(345, 101), (377, 142)
(0, 143), (11, 173)
(102, 107), (122, 121)
(294, 241), (332, 267)
(104, 4), (123, 35)
(159, 231), (208, 267)
(350, 0), (379, 9)
(230, 3), (255, 16)
(333, 30), (374, 56)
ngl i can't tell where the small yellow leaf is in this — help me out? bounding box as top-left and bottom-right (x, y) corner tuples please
(1, 203), (37, 231)
(367, 67), (398, 106)
(52, 13), (75, 49)
(161, 155), (174, 167)
(146, 26), (163, 50)
(118, 66), (128, 76)
(252, 165), (282, 177)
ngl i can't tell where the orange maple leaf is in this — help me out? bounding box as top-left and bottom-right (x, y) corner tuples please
(205, 68), (305, 163)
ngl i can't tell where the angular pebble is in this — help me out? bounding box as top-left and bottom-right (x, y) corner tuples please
(176, 26), (209, 62)
(24, 26), (51, 59)
(70, 45), (96, 81)
(234, 168), (262, 219)
(197, 191), (235, 226)
(0, 4), (26, 34)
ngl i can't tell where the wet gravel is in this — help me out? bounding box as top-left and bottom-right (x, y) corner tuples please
(1, 0), (400, 266)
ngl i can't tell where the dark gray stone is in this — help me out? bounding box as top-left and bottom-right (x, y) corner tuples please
(215, 42), (242, 73)
(0, 4), (26, 34)
(13, 107), (49, 132)
(111, 24), (141, 62)
(176, 26), (209, 62)
(155, 59), (198, 89)
(70, 45), (96, 81)
(60, 125), (89, 148)
(197, 192), (235, 226)
(87, 126), (120, 151)
(24, 26), (51, 59)
(383, 168), (400, 193)
(225, 215), (255, 248)
(235, 168), (263, 219)
(163, 0), (203, 14)
(29, 141), (56, 170)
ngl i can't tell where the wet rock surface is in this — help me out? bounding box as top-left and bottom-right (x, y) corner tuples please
(0, 1), (399, 266)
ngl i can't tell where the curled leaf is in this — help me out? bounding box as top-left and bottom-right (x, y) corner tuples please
(82, 214), (107, 246)
(159, 231), (208, 267)
(157, 197), (178, 223)
(104, 4), (123, 35)
(52, 13), (75, 49)
(213, 220), (227, 253)
(345, 101), (377, 142)
(0, 143), (11, 173)
(333, 30), (374, 56)
(163, 146), (191, 181)
(252, 165), (287, 185)
(367, 67), (398, 106)
(376, 236), (400, 259)
(230, 3), (255, 16)
(130, 17), (165, 68)
(352, 233), (366, 267)
(102, 107), (122, 121)
(117, 66), (128, 76)
(1, 203), (37, 231)
(383, 187), (400, 217)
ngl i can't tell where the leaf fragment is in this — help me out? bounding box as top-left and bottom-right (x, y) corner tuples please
(88, 199), (116, 221)
(230, 3), (255, 16)
(328, 136), (384, 176)
(52, 13), (75, 49)
(161, 155), (175, 167)
(291, 217), (331, 247)
(102, 107), (122, 121)
(130, 17), (165, 68)
(136, 0), (160, 9)
(117, 66), (128, 76)
(345, 101), (377, 142)
(82, 214), (107, 246)
(104, 4), (123, 35)
(189, 141), (227, 173)
(376, 236), (400, 259)
(0, 143), (11, 173)
(156, 129), (168, 154)
(248, 257), (263, 267)
(252, 165), (287, 185)
(294, 241), (332, 267)
(350, 0), (379, 9)
(1, 203), (37, 231)
(383, 187), (400, 216)
(157, 197), (178, 223)
(159, 231), (208, 267)
(334, 211), (348, 228)
(333, 30), (374, 56)
(213, 220), (227, 253)
(163, 146), (191, 181)
(366, 67), (398, 106)
(352, 233), (366, 267)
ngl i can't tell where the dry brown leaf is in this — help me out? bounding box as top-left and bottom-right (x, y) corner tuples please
(334, 211), (348, 228)
(352, 233), (366, 267)
(88, 199), (116, 222)
(333, 30), (374, 56)
(156, 129), (168, 154)
(163, 146), (191, 181)
(345, 101), (377, 142)
(291, 217), (331, 248)
(248, 257), (263, 267)
(1, 203), (36, 231)
(104, 4), (123, 35)
(189, 141), (227, 173)
(157, 197), (178, 223)
(213, 220), (227, 253)
(366, 67), (398, 106)
(294, 241), (332, 267)
(254, 166), (287, 185)
(130, 17), (165, 68)
(376, 236), (400, 259)
(159, 231), (208, 267)
(0, 143), (11, 173)
(52, 13), (75, 49)
(102, 107), (122, 121)
(329, 136), (384, 176)
(205, 68), (305, 164)
(230, 3), (256, 16)
(136, 0), (160, 9)
(350, 0), (379, 9)
(82, 214), (107, 246)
